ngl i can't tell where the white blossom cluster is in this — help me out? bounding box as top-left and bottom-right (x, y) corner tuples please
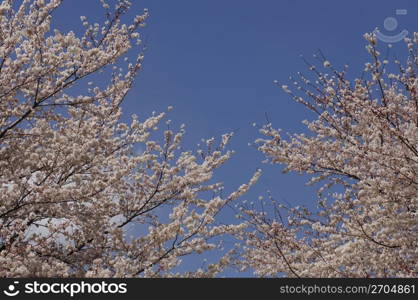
(237, 34), (418, 277)
(0, 0), (259, 277)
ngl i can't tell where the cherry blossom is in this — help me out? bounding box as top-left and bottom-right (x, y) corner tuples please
(237, 34), (417, 277)
(0, 0), (259, 277)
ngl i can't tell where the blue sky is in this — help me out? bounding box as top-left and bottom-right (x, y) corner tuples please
(55, 0), (417, 275)
(126, 0), (417, 204)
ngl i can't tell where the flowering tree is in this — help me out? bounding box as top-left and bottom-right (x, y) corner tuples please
(0, 0), (260, 277)
(238, 34), (418, 277)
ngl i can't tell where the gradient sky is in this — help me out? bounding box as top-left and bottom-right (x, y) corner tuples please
(55, 0), (417, 276)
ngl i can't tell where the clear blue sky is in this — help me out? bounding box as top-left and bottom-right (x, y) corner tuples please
(55, 0), (417, 276)
(126, 0), (417, 206)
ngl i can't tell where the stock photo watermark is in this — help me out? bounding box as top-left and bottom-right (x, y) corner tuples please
(2, 280), (128, 297)
(3, 281), (20, 297)
(373, 9), (409, 43)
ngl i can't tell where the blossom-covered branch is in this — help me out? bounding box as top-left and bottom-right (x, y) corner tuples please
(237, 34), (417, 277)
(0, 0), (259, 277)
